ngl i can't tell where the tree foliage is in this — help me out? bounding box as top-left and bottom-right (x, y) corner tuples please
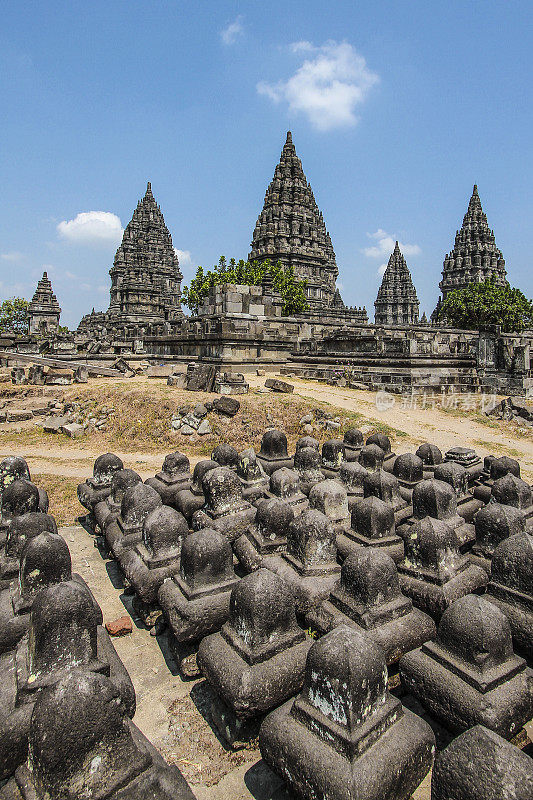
(438, 279), (533, 333)
(181, 257), (309, 316)
(0, 297), (29, 335)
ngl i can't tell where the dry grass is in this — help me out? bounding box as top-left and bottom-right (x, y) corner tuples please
(38, 473), (84, 525)
(0, 380), (407, 456)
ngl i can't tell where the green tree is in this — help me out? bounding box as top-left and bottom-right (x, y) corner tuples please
(0, 297), (29, 335)
(181, 257), (309, 316)
(438, 278), (533, 333)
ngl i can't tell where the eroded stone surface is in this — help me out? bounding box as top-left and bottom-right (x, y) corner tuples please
(431, 724), (533, 800)
(0, 670), (194, 800)
(397, 517), (487, 621)
(400, 594), (533, 738)
(198, 569), (311, 738)
(260, 625), (435, 800)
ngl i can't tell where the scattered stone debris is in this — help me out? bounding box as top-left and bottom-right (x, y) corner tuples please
(212, 396), (240, 417)
(265, 377), (294, 393)
(214, 371), (249, 395)
(485, 396), (533, 425)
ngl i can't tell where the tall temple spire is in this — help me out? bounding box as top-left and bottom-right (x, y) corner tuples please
(28, 271), (61, 335)
(374, 243), (419, 326)
(248, 131), (339, 309)
(438, 184), (507, 305)
(107, 182), (183, 325)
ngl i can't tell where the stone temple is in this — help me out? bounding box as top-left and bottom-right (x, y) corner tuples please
(374, 242), (419, 326)
(78, 182), (183, 340)
(249, 131), (339, 310)
(9, 133), (533, 397)
(28, 272), (61, 335)
(434, 184), (507, 318)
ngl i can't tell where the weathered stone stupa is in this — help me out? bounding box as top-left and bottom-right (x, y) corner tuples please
(107, 182), (183, 326)
(28, 272), (61, 335)
(249, 132), (339, 310)
(374, 242), (419, 326)
(437, 185), (507, 309)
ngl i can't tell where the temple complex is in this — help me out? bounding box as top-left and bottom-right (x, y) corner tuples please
(6, 137), (532, 398)
(374, 242), (419, 325)
(28, 272), (61, 335)
(434, 185), (507, 318)
(78, 182), (183, 340)
(249, 132), (340, 310)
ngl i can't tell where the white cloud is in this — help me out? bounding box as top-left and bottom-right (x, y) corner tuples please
(1, 251), (24, 262)
(65, 270), (77, 280)
(377, 263), (387, 278)
(97, 285), (108, 294)
(363, 229), (421, 260)
(57, 211), (123, 245)
(220, 15), (244, 45)
(174, 249), (192, 266)
(257, 40), (378, 131)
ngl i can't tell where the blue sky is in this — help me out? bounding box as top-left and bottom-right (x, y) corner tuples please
(1, 1), (532, 327)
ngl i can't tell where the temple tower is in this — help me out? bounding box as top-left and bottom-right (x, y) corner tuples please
(374, 242), (419, 326)
(107, 182), (183, 325)
(249, 132), (339, 309)
(439, 185), (507, 303)
(28, 272), (61, 335)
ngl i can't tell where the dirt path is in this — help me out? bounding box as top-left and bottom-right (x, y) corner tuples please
(248, 377), (533, 479)
(1, 377), (532, 482)
(0, 445), (203, 480)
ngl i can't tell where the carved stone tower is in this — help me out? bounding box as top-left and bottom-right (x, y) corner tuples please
(28, 272), (61, 335)
(439, 185), (507, 303)
(374, 242), (419, 326)
(249, 132), (339, 309)
(107, 182), (183, 326)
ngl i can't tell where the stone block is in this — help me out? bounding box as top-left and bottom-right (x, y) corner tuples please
(257, 429), (294, 475)
(399, 594), (533, 738)
(485, 532), (533, 661)
(198, 570), (311, 746)
(397, 516), (487, 621)
(158, 528), (239, 677)
(6, 410), (33, 423)
(185, 364), (218, 392)
(259, 626), (435, 800)
(61, 422), (85, 439)
(146, 364), (174, 377)
(41, 415), (69, 433)
(264, 509), (340, 614)
(265, 378), (294, 393)
(338, 495), (404, 564)
(0, 671), (194, 800)
(191, 466), (256, 542)
(167, 373), (187, 388)
(431, 724), (533, 800)
(0, 580), (135, 780)
(104, 483), (162, 559)
(213, 396), (240, 416)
